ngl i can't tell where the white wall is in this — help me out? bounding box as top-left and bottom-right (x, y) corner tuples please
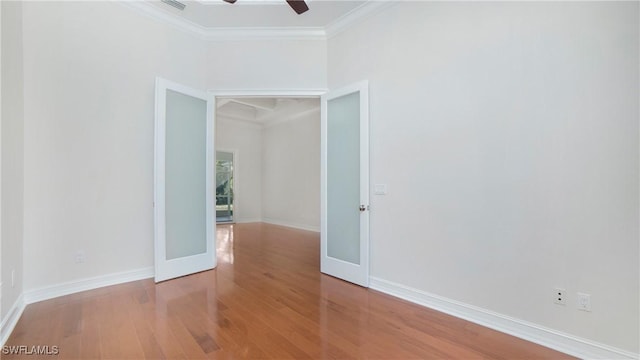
(21, 1), (207, 292)
(1, 0), (24, 321)
(215, 117), (263, 222)
(206, 34), (326, 228)
(206, 39), (326, 90)
(14, 0), (638, 355)
(328, 2), (639, 354)
(215, 104), (321, 230)
(262, 108), (320, 231)
(19, 0), (327, 296)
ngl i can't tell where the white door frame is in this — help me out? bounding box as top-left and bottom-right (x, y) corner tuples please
(209, 88), (326, 225)
(209, 89), (326, 129)
(210, 87), (371, 287)
(209, 89), (326, 98)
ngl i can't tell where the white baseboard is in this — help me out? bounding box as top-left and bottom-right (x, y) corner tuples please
(262, 218), (320, 233)
(369, 277), (638, 360)
(23, 267), (154, 305)
(221, 218), (320, 233)
(233, 218), (262, 224)
(0, 293), (25, 346)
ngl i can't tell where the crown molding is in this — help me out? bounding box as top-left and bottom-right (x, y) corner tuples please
(117, 0), (394, 41)
(325, 0), (397, 39)
(194, 0), (300, 6)
(119, 1), (324, 40)
(203, 27), (326, 41)
(118, 1), (211, 39)
(209, 89), (326, 97)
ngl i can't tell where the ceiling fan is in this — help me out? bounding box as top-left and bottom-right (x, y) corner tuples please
(222, 0), (309, 14)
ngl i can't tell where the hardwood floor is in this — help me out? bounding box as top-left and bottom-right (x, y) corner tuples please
(5, 223), (573, 359)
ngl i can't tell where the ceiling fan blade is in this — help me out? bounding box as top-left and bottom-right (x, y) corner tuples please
(286, 0), (309, 14)
(223, 0), (237, 3)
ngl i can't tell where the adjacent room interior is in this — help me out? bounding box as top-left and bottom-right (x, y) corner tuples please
(215, 96), (321, 230)
(0, 0), (638, 359)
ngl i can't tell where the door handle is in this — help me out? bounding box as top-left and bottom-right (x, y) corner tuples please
(359, 205), (366, 212)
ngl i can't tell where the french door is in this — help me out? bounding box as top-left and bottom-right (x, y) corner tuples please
(321, 81), (370, 287)
(154, 78), (216, 282)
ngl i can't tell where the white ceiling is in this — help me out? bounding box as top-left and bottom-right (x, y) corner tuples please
(217, 97), (320, 126)
(125, 0), (394, 39)
(148, 0), (368, 28)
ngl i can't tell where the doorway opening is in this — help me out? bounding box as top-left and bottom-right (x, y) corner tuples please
(213, 91), (323, 230)
(216, 150), (234, 223)
(211, 87), (370, 286)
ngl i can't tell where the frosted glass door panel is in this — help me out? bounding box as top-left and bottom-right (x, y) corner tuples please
(327, 92), (361, 264)
(154, 78), (215, 283)
(165, 89), (208, 260)
(321, 81), (369, 287)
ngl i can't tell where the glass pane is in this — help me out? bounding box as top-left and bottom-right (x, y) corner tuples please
(327, 91), (360, 264)
(165, 89), (207, 260)
(216, 151), (234, 222)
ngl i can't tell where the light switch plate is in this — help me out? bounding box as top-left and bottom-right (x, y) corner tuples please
(374, 184), (387, 195)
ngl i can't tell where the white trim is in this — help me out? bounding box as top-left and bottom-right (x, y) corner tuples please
(23, 267), (154, 305)
(233, 218), (263, 224)
(212, 89), (324, 236)
(325, 1), (397, 39)
(0, 294), (25, 346)
(211, 90), (326, 138)
(204, 27), (325, 41)
(118, 0), (396, 41)
(369, 277), (639, 360)
(154, 77), (217, 283)
(2, 267), (154, 345)
(210, 89), (327, 97)
(262, 218), (320, 233)
(117, 1), (325, 40)
(195, 0), (302, 6)
(118, 0), (210, 40)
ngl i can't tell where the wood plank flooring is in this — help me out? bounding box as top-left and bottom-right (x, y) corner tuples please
(4, 223), (574, 359)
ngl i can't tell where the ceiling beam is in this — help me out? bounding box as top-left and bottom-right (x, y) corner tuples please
(229, 98), (278, 111)
(217, 102), (257, 121)
(216, 98), (233, 108)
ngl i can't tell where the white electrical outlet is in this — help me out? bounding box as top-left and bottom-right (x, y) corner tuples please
(554, 287), (566, 305)
(577, 292), (591, 311)
(75, 250), (85, 264)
